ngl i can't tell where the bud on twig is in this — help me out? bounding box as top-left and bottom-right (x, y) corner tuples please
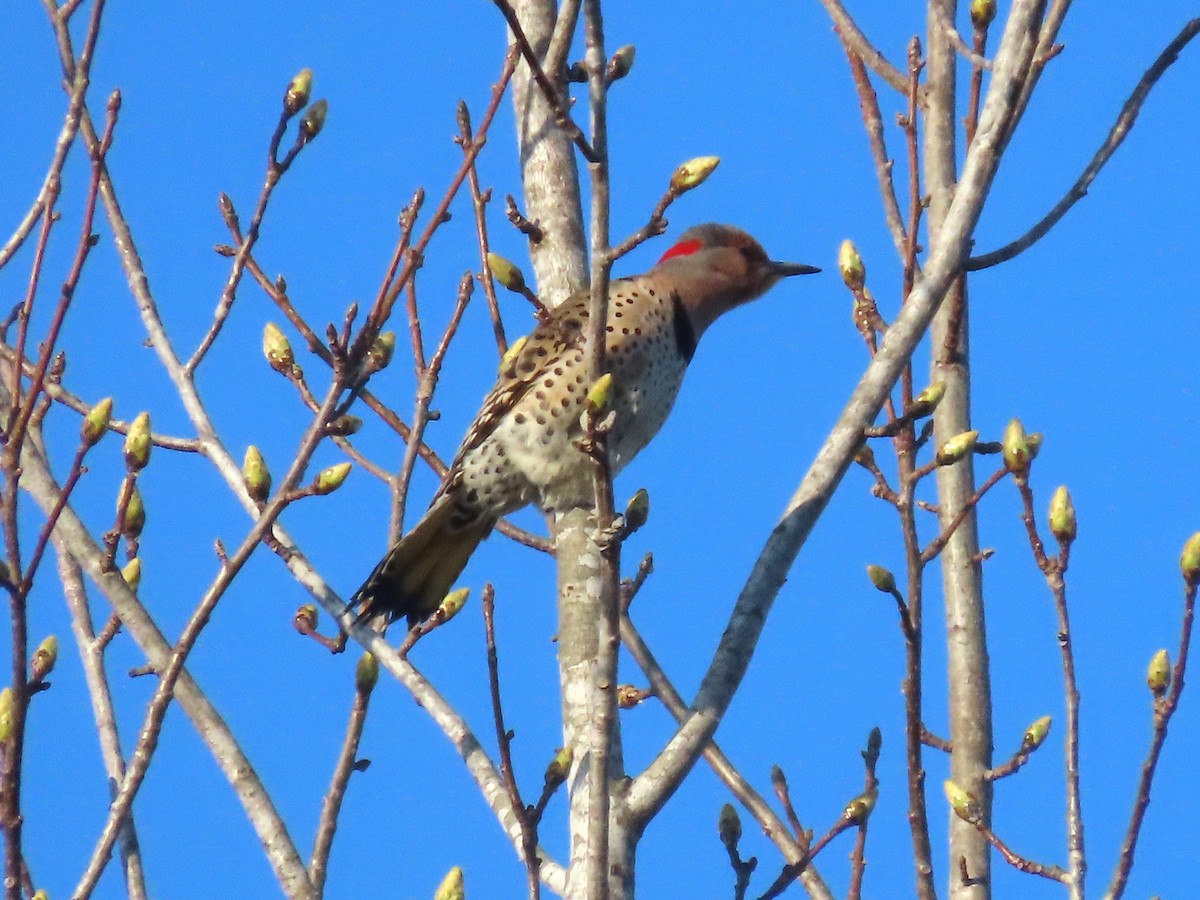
(433, 866), (465, 900)
(437, 587), (469, 623)
(0, 688), (12, 742)
(624, 489), (650, 533)
(944, 779), (981, 823)
(843, 785), (878, 824)
(486, 252), (526, 293)
(263, 322), (294, 374)
(1181, 532), (1200, 587)
(123, 485), (146, 539)
(545, 746), (572, 788)
(1002, 417), (1031, 475)
(1147, 649), (1171, 697)
(669, 156), (720, 194)
(294, 604), (318, 635)
(608, 44), (636, 81)
(586, 373), (614, 415)
(313, 462), (352, 495)
(867, 564), (896, 594)
(123, 412), (151, 471)
(121, 557), (142, 592)
(326, 415), (363, 437)
(718, 803), (742, 848)
(356, 652), (379, 694)
(243, 446), (272, 502)
(1022, 715), (1052, 751)
(31, 635), (57, 681)
(1048, 486), (1076, 545)
(81, 397), (113, 447)
(911, 382), (946, 415)
(838, 239), (866, 290)
(970, 0), (997, 28)
(299, 98), (328, 141)
(284, 67), (313, 116)
(936, 430), (978, 466)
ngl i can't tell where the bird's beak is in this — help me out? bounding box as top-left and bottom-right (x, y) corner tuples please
(769, 260), (821, 277)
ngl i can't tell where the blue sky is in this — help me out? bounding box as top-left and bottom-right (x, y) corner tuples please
(3, 1), (1199, 897)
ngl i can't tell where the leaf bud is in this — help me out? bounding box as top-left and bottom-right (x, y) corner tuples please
(545, 746), (572, 787)
(1181, 531), (1200, 587)
(433, 866), (465, 900)
(438, 587), (470, 623)
(970, 0), (997, 28)
(718, 803), (742, 848)
(624, 488), (649, 533)
(284, 67), (313, 116)
(299, 98), (328, 141)
(326, 415), (363, 437)
(31, 635), (58, 681)
(1147, 649), (1171, 697)
(0, 688), (12, 742)
(843, 785), (878, 824)
(911, 382), (946, 415)
(617, 684), (646, 708)
(1002, 417), (1031, 475)
(243, 446), (272, 502)
(263, 322), (294, 374)
(367, 331), (396, 372)
(1048, 486), (1076, 545)
(838, 239), (866, 290)
(121, 557), (142, 592)
(867, 564), (896, 593)
(586, 373), (614, 415)
(313, 462), (352, 495)
(356, 652), (379, 694)
(294, 604), (318, 635)
(81, 397), (113, 447)
(123, 485), (146, 539)
(608, 44), (636, 81)
(123, 412), (152, 471)
(937, 430), (979, 466)
(944, 779), (981, 823)
(669, 156), (720, 193)
(486, 252), (526, 293)
(1022, 715), (1052, 751)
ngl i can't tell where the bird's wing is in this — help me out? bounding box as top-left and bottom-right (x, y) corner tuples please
(433, 289), (593, 500)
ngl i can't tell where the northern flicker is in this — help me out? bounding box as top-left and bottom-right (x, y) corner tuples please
(350, 223), (818, 626)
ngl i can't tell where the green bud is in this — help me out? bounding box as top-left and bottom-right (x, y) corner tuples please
(1147, 649), (1171, 696)
(624, 488), (650, 533)
(31, 635), (57, 681)
(970, 0), (997, 28)
(123, 485), (146, 539)
(263, 322), (294, 374)
(867, 564), (896, 593)
(616, 684), (645, 708)
(669, 156), (720, 193)
(608, 44), (636, 81)
(285, 67), (313, 116)
(438, 587), (470, 622)
(433, 866), (465, 900)
(1002, 417), (1030, 475)
(936, 430), (979, 466)
(326, 415), (363, 437)
(545, 746), (572, 787)
(586, 373), (614, 415)
(81, 397), (113, 447)
(1049, 486), (1076, 545)
(31, 891), (47, 900)
(944, 779), (981, 823)
(911, 382), (946, 415)
(368, 331), (396, 372)
(1022, 715), (1052, 751)
(356, 652), (379, 693)
(294, 604), (318, 635)
(854, 443), (876, 468)
(1181, 532), (1200, 587)
(718, 803), (742, 847)
(121, 557), (142, 592)
(123, 412), (152, 471)
(486, 252), (526, 293)
(838, 239), (866, 290)
(299, 98), (328, 141)
(0, 688), (12, 742)
(313, 462), (352, 495)
(1027, 432), (1044, 460)
(243, 446), (272, 502)
(843, 785), (878, 824)
(499, 335), (528, 374)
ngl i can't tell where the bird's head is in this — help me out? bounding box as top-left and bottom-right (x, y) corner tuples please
(651, 223), (819, 338)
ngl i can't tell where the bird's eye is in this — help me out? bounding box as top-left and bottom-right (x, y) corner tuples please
(739, 244), (767, 264)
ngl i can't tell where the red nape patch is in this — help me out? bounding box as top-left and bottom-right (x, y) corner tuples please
(657, 238), (703, 263)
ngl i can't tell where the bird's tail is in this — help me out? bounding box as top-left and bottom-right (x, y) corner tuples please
(349, 497), (493, 629)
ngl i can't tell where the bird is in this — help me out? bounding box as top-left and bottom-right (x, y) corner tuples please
(350, 223), (819, 627)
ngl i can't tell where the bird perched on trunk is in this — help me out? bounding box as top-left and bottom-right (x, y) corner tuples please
(350, 223), (819, 627)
